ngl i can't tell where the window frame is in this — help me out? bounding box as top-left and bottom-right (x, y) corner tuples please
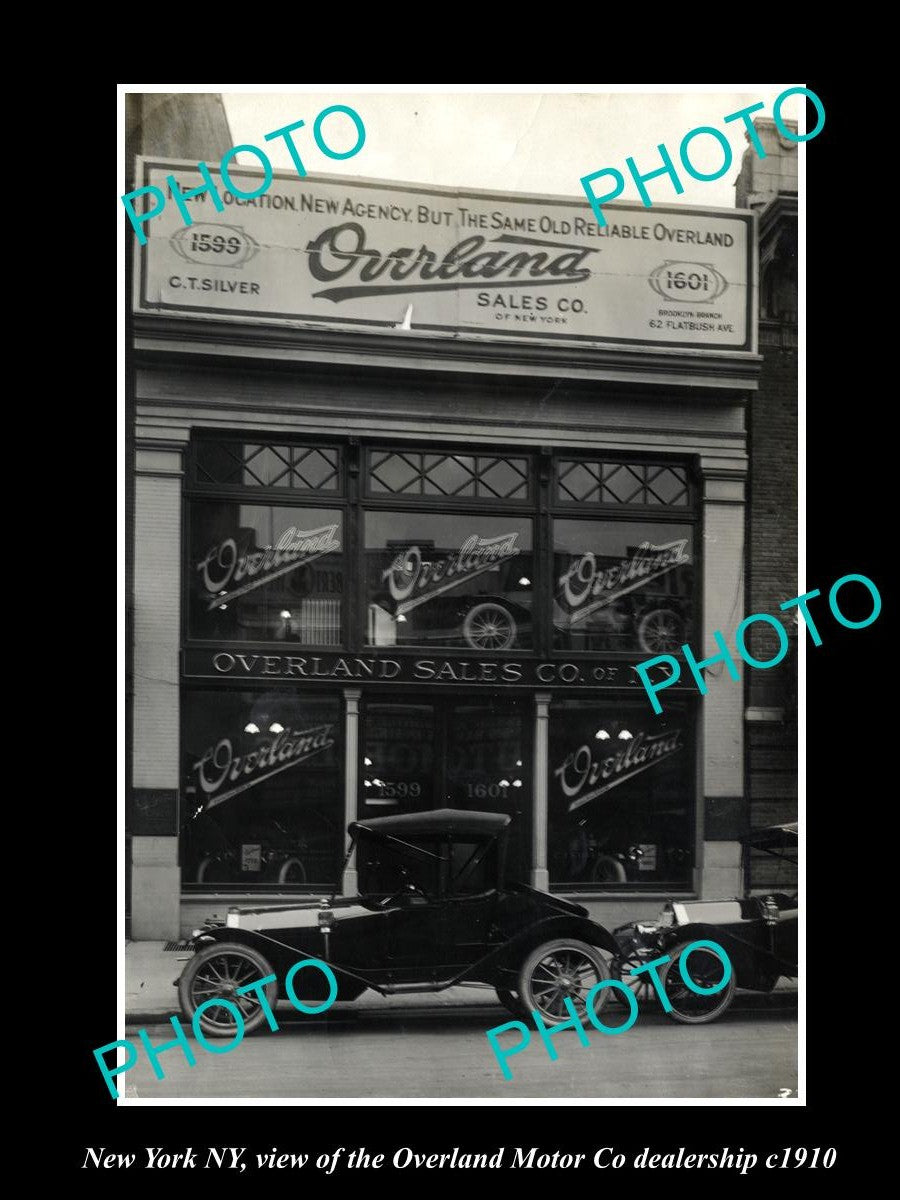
(182, 435), (699, 662)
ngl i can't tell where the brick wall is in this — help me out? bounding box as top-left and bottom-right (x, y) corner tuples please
(745, 329), (798, 860)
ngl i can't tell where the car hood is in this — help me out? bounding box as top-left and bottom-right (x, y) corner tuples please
(223, 896), (371, 933)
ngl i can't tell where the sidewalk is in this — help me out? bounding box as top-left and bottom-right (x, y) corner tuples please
(125, 940), (798, 1026)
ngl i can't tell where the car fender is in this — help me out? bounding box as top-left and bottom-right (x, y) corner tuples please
(457, 913), (619, 986)
(185, 927), (369, 1000)
(659, 921), (795, 988)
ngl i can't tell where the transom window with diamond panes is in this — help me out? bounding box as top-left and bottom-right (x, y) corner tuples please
(557, 459), (688, 507)
(195, 440), (340, 493)
(368, 450), (529, 501)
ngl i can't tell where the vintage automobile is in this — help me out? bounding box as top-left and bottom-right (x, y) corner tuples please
(610, 822), (798, 1024)
(367, 594), (531, 651)
(177, 808), (623, 1037)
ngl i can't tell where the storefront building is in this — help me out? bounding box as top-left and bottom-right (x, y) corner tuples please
(129, 160), (758, 938)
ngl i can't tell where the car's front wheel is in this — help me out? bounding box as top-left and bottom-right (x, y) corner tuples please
(178, 942), (278, 1038)
(517, 939), (609, 1026)
(659, 941), (736, 1024)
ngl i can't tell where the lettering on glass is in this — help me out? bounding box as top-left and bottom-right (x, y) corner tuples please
(554, 730), (684, 812)
(559, 539), (690, 625)
(192, 723), (335, 810)
(197, 524), (341, 608)
(383, 533), (520, 616)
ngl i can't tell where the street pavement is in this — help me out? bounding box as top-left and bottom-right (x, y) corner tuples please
(121, 990), (797, 1100)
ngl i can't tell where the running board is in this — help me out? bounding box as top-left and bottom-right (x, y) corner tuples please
(379, 980), (459, 995)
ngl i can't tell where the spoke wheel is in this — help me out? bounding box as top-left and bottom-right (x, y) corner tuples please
(463, 603), (517, 651)
(518, 939), (609, 1026)
(659, 942), (736, 1025)
(610, 954), (657, 1008)
(178, 942), (278, 1037)
(637, 608), (684, 655)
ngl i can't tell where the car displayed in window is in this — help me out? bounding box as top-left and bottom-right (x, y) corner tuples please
(368, 594), (531, 650)
(610, 822), (798, 1023)
(177, 808), (622, 1036)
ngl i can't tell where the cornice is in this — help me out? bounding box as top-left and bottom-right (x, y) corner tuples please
(132, 316), (763, 392)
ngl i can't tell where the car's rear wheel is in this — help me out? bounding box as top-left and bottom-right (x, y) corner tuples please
(518, 939), (609, 1026)
(178, 943), (278, 1037)
(659, 941), (736, 1024)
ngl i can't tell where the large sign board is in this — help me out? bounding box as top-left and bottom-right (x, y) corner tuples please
(135, 159), (756, 353)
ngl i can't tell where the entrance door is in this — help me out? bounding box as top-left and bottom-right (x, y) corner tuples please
(361, 697), (532, 881)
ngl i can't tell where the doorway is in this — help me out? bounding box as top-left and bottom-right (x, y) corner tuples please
(360, 696), (532, 881)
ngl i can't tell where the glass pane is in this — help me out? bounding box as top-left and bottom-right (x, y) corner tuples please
(194, 440), (340, 491)
(553, 519), (694, 654)
(445, 700), (531, 884)
(548, 702), (693, 889)
(645, 466), (688, 505)
(181, 690), (343, 890)
(362, 704), (435, 813)
(477, 457), (528, 499)
(243, 444), (291, 487)
(356, 834), (445, 898)
(421, 455), (477, 497)
(369, 452), (423, 494)
(189, 501), (343, 644)
(603, 463), (645, 504)
(365, 512), (533, 649)
(292, 447), (338, 490)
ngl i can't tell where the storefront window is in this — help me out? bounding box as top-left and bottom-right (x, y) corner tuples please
(361, 698), (531, 883)
(548, 701), (694, 890)
(181, 690), (344, 890)
(365, 512), (533, 650)
(189, 502), (344, 644)
(552, 519), (694, 655)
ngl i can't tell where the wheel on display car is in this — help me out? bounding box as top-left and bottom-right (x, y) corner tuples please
(196, 855), (232, 884)
(178, 942), (278, 1037)
(659, 940), (736, 1024)
(276, 857), (307, 885)
(636, 607), (684, 655)
(610, 953), (658, 1008)
(517, 938), (610, 1026)
(591, 854), (627, 884)
(463, 602), (517, 651)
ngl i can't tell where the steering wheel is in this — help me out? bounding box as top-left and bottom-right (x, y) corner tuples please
(379, 881), (429, 908)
